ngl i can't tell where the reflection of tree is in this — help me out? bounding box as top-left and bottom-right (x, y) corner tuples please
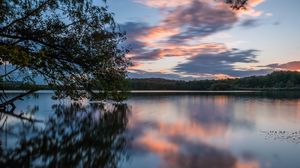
(0, 103), (130, 168)
(261, 130), (300, 144)
(0, 91), (42, 123)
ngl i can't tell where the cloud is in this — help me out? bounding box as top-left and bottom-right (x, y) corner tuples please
(134, 0), (264, 9)
(122, 0), (267, 79)
(273, 21), (280, 26)
(266, 12), (273, 17)
(239, 19), (260, 28)
(162, 0), (238, 44)
(122, 0), (238, 60)
(134, 0), (191, 8)
(121, 0), (263, 61)
(174, 49), (272, 77)
(135, 0), (265, 17)
(136, 43), (227, 60)
(261, 61), (300, 71)
(121, 21), (230, 60)
(128, 69), (197, 80)
(122, 0), (265, 60)
(248, 0), (264, 7)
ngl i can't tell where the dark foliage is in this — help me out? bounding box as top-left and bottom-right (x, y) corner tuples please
(225, 0), (248, 10)
(128, 71), (300, 90)
(0, 0), (130, 101)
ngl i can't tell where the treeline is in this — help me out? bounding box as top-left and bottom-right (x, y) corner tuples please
(128, 71), (300, 90)
(2, 71), (300, 91)
(0, 81), (50, 90)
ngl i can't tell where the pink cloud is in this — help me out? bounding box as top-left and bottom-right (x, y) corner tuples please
(263, 61), (300, 71)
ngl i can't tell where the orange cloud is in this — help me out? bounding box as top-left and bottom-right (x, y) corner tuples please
(234, 0), (265, 17)
(137, 26), (181, 46)
(248, 0), (264, 7)
(278, 61), (300, 71)
(235, 160), (260, 168)
(262, 61), (300, 71)
(213, 73), (237, 79)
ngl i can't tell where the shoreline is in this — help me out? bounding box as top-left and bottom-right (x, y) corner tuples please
(2, 89), (300, 94)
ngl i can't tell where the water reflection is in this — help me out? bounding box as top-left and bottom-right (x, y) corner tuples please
(0, 103), (130, 168)
(1, 92), (300, 168)
(127, 95), (261, 168)
(261, 130), (300, 144)
(125, 92), (300, 168)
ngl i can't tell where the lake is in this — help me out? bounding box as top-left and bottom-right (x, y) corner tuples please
(1, 91), (300, 168)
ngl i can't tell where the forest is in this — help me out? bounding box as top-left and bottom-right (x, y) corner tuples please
(2, 71), (300, 91)
(128, 71), (300, 90)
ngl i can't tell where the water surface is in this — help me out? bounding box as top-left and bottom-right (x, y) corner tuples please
(1, 92), (300, 168)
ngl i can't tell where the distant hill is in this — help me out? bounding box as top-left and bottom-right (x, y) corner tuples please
(128, 71), (300, 90)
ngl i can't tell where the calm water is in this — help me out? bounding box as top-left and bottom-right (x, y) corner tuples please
(1, 92), (300, 168)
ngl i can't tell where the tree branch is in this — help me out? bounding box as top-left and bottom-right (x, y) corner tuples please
(0, 33), (64, 51)
(0, 0), (53, 32)
(0, 67), (20, 78)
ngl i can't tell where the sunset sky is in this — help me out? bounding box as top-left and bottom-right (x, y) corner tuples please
(107, 0), (300, 80)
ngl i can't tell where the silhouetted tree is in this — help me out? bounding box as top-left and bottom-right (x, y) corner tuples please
(0, 0), (129, 107)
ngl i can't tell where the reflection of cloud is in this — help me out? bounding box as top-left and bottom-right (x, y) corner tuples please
(156, 121), (227, 141)
(136, 131), (179, 154)
(134, 131), (260, 168)
(159, 141), (260, 168)
(128, 95), (260, 168)
(159, 141), (237, 168)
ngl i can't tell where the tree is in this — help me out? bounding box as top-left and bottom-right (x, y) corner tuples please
(0, 0), (130, 114)
(225, 0), (248, 10)
(0, 0), (249, 120)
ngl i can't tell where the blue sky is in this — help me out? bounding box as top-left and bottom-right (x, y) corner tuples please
(106, 0), (300, 80)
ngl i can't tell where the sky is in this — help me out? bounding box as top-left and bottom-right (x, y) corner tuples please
(106, 0), (300, 80)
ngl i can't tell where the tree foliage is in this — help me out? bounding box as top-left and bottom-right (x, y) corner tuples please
(128, 71), (300, 90)
(225, 0), (248, 10)
(0, 0), (129, 101)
